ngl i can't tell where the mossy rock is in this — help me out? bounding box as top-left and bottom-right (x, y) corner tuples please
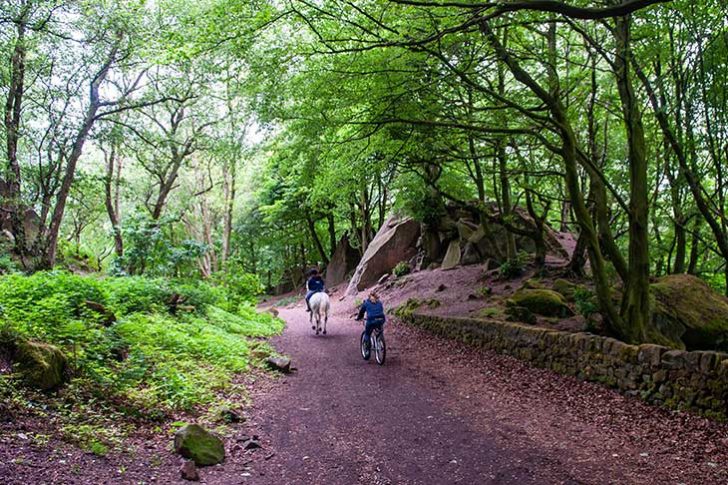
(14, 340), (67, 391)
(394, 298), (423, 318)
(507, 289), (573, 318)
(552, 279), (581, 301)
(174, 424), (225, 466)
(478, 306), (502, 319)
(651, 274), (728, 352)
(395, 298), (440, 319)
(520, 278), (546, 290)
(505, 305), (536, 324)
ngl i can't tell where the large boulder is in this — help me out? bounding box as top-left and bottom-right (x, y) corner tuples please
(346, 215), (420, 294)
(507, 289), (573, 317)
(14, 340), (68, 391)
(651, 274), (728, 351)
(325, 235), (360, 287)
(174, 424), (225, 466)
(441, 240), (461, 270)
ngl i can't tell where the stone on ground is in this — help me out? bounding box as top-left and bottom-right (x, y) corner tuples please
(505, 305), (537, 325)
(507, 289), (573, 318)
(180, 460), (200, 481)
(650, 274), (728, 351)
(174, 424), (225, 466)
(346, 215), (420, 294)
(220, 408), (244, 423)
(552, 279), (580, 301)
(265, 356), (291, 373)
(14, 340), (67, 391)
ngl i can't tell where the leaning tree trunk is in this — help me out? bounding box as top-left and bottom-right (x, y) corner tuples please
(42, 46), (118, 268)
(305, 215), (329, 266)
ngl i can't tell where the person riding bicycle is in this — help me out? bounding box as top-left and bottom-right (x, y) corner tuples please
(304, 268), (325, 313)
(356, 291), (386, 348)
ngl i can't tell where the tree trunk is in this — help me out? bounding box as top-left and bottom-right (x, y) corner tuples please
(104, 144), (124, 257)
(4, 15), (28, 260)
(327, 212), (336, 258)
(687, 218), (700, 275)
(586, 49), (628, 282)
(222, 156), (236, 264)
(495, 44), (517, 261)
(613, 14), (650, 342)
(525, 190), (548, 267)
(305, 215), (329, 266)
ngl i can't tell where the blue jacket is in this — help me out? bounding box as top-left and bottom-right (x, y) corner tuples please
(307, 276), (324, 292)
(358, 299), (385, 324)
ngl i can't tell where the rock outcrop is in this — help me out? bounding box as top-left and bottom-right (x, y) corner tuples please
(346, 215), (420, 294)
(421, 202), (568, 267)
(651, 274), (728, 351)
(174, 424), (225, 466)
(325, 235), (360, 287)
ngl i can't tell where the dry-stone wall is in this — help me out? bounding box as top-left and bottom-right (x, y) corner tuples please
(402, 312), (728, 417)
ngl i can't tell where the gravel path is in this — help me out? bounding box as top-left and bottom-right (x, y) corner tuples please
(244, 306), (727, 484)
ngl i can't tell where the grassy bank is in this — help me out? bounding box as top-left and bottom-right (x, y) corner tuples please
(0, 271), (283, 454)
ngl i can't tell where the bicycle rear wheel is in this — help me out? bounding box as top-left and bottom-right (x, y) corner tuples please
(374, 331), (386, 365)
(360, 330), (371, 360)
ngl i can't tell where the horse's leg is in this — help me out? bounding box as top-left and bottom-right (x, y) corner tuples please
(315, 311), (320, 335)
(310, 303), (315, 330)
(323, 306), (328, 335)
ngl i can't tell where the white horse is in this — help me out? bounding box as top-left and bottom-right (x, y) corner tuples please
(309, 292), (330, 335)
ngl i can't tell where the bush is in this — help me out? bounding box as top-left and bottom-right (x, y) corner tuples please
(105, 277), (169, 315)
(499, 251), (530, 279)
(105, 277), (221, 316)
(393, 261), (411, 277)
(209, 269), (263, 311)
(0, 271), (108, 337)
(574, 287), (599, 317)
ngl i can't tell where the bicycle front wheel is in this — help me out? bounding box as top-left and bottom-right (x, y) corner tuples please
(374, 332), (386, 365)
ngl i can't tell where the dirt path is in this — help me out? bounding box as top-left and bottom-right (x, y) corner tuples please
(243, 305), (727, 485)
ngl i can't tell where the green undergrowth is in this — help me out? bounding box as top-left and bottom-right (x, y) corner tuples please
(0, 271), (283, 421)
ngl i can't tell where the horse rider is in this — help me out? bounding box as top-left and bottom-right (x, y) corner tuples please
(304, 268), (325, 313)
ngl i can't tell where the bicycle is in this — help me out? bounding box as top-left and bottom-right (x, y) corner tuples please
(358, 318), (386, 365)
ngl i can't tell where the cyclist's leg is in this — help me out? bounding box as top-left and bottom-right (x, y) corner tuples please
(364, 321), (376, 348)
(373, 322), (384, 342)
